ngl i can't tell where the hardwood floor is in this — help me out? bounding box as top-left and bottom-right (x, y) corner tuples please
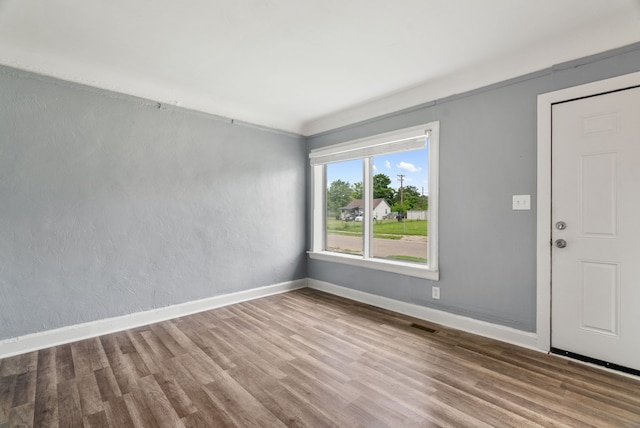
(1, 288), (639, 427)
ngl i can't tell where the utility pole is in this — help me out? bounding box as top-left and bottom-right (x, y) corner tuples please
(397, 174), (405, 207)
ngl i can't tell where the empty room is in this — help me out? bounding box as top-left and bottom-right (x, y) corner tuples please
(1, 1), (640, 426)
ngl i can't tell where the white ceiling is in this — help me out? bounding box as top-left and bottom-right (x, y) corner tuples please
(1, 1), (639, 135)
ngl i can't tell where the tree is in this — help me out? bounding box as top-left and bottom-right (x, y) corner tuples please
(400, 185), (422, 210)
(326, 180), (353, 219)
(352, 182), (363, 200)
(393, 185), (426, 213)
(373, 174), (395, 206)
(391, 202), (409, 216)
(415, 195), (429, 211)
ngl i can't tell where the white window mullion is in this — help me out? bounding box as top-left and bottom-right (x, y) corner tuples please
(427, 128), (439, 271)
(312, 165), (325, 252)
(363, 157), (372, 258)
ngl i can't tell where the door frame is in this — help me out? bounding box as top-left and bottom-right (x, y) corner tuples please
(536, 71), (640, 352)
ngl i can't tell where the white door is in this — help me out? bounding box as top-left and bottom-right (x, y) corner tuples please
(551, 86), (640, 372)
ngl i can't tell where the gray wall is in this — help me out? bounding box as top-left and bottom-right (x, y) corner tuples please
(307, 43), (640, 333)
(0, 66), (307, 340)
(2, 42), (639, 342)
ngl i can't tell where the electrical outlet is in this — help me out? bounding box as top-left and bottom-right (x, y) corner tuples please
(432, 286), (440, 300)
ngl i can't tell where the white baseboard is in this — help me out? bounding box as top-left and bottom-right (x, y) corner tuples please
(0, 279), (307, 359)
(0, 277), (540, 360)
(308, 278), (539, 351)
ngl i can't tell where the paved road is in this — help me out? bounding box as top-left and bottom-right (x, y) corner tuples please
(326, 233), (428, 260)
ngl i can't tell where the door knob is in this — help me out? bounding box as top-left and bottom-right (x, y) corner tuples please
(555, 239), (567, 248)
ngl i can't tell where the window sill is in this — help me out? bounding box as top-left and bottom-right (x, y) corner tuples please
(307, 251), (439, 281)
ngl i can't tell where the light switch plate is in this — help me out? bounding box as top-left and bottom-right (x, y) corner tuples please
(512, 195), (531, 210)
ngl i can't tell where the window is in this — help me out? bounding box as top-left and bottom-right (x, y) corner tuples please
(309, 122), (439, 280)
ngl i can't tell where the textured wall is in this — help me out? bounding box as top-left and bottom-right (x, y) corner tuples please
(0, 67), (307, 340)
(307, 43), (640, 333)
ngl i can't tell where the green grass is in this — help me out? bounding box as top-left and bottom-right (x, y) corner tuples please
(374, 219), (428, 236)
(326, 247), (362, 255)
(383, 255), (427, 263)
(326, 218), (363, 235)
(326, 218), (428, 238)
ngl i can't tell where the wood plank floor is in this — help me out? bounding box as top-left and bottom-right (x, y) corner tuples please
(1, 288), (639, 427)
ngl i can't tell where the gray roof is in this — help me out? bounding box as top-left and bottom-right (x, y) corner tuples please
(341, 198), (389, 210)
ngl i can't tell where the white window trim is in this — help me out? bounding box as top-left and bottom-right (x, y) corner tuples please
(309, 121), (439, 281)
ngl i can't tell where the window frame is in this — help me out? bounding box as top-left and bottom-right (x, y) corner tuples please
(309, 122), (439, 280)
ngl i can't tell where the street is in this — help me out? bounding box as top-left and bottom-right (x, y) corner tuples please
(326, 233), (428, 260)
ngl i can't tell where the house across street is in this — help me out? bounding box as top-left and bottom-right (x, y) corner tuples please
(340, 198), (392, 221)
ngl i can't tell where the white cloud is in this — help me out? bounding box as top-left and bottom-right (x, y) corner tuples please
(397, 161), (422, 173)
(373, 164), (377, 171)
(385, 160), (391, 169)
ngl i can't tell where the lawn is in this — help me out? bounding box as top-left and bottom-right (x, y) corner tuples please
(326, 218), (428, 238)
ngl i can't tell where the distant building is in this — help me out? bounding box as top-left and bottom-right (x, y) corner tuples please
(340, 198), (391, 220)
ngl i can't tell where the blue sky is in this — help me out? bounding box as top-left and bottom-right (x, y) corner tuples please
(326, 145), (429, 195)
